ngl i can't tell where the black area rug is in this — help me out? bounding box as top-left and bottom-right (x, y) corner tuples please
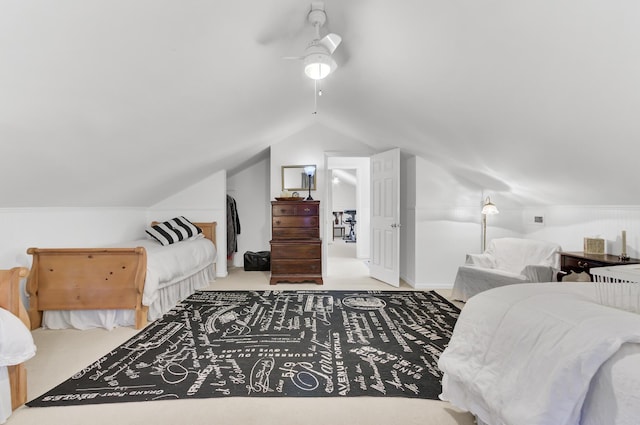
(28, 290), (459, 407)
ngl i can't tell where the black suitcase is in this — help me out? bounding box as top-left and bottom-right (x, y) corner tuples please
(243, 251), (271, 271)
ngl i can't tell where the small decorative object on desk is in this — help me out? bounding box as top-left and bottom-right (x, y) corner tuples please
(584, 237), (605, 255)
(619, 230), (630, 261)
(276, 191), (303, 201)
(591, 264), (640, 313)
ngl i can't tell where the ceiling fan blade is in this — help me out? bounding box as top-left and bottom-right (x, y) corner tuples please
(331, 42), (350, 67)
(282, 56), (305, 60)
(328, 55), (337, 74)
(319, 33), (342, 54)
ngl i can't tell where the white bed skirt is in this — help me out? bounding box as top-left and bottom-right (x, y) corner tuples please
(0, 367), (10, 424)
(42, 263), (216, 330)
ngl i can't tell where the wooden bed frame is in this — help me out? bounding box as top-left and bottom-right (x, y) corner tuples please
(26, 221), (216, 331)
(0, 267), (30, 410)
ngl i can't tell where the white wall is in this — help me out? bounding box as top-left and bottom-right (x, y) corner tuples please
(0, 207), (147, 270)
(522, 206), (640, 258)
(270, 124), (374, 201)
(355, 162), (371, 259)
(227, 157), (272, 268)
(404, 156), (482, 288)
(407, 156), (524, 288)
(148, 169), (228, 277)
(400, 156), (416, 284)
(331, 171), (356, 212)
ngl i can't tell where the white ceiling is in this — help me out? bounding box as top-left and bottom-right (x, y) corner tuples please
(2, 1), (639, 207)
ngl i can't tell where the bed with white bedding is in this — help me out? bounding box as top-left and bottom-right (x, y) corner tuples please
(27, 219), (217, 330)
(0, 267), (36, 424)
(438, 282), (640, 425)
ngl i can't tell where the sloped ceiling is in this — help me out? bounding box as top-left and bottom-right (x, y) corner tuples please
(1, 1), (638, 208)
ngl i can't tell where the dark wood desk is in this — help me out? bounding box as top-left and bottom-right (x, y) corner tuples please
(559, 251), (640, 281)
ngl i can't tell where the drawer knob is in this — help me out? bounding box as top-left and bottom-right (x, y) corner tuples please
(304, 208), (310, 212)
(275, 220), (281, 225)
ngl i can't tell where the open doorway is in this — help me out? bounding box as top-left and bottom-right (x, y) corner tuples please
(331, 169), (357, 244)
(325, 156), (371, 277)
(323, 149), (400, 286)
(329, 169), (358, 264)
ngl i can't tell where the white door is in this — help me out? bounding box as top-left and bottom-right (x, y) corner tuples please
(370, 148), (400, 287)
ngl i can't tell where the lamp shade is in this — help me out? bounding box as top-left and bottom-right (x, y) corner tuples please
(304, 53), (335, 80)
(481, 197), (499, 215)
(304, 165), (316, 176)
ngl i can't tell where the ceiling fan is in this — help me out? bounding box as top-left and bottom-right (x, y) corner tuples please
(284, 1), (343, 80)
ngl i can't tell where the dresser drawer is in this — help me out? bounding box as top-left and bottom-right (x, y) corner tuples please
(272, 228), (318, 239)
(272, 204), (319, 217)
(271, 259), (321, 274)
(272, 216), (318, 228)
(271, 243), (320, 260)
(561, 256), (606, 271)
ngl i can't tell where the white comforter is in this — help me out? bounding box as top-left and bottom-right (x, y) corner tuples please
(123, 237), (216, 306)
(438, 282), (640, 425)
(1, 307), (36, 424)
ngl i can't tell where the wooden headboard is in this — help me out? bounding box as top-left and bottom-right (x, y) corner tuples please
(0, 267), (29, 410)
(150, 221), (217, 247)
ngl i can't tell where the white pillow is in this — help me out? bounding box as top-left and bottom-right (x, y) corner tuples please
(0, 308), (36, 366)
(170, 216), (203, 240)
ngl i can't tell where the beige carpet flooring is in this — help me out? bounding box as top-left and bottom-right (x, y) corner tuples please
(10, 240), (474, 425)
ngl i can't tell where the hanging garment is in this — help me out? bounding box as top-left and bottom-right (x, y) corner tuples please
(227, 195), (241, 258)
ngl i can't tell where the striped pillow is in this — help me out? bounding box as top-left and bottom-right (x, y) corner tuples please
(169, 216), (202, 240)
(145, 217), (202, 246)
(145, 222), (182, 246)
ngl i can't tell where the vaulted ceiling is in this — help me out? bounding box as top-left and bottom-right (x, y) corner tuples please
(2, 1), (638, 208)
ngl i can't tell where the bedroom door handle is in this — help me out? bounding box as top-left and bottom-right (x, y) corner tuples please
(391, 223), (402, 228)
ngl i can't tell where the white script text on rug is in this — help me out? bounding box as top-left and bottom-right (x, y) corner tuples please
(28, 290), (459, 407)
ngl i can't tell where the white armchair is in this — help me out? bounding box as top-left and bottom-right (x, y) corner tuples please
(451, 237), (562, 301)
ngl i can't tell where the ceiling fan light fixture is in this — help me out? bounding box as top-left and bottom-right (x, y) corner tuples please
(304, 53), (332, 80)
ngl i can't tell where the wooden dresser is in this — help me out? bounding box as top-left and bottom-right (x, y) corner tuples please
(270, 200), (323, 285)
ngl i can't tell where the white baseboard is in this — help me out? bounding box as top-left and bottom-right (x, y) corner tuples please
(401, 274), (453, 290)
(414, 283), (454, 290)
